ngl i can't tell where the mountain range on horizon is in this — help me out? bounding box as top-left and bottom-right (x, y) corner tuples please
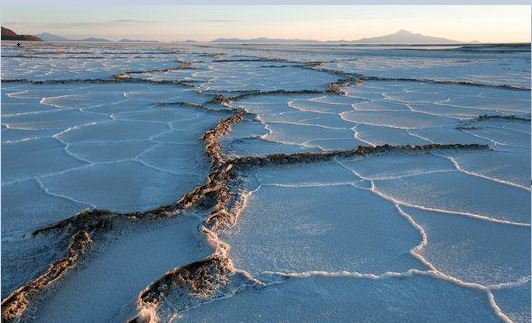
(37, 33), (161, 43)
(1, 26), (42, 41)
(211, 30), (469, 44)
(4, 27), (496, 44)
(36, 33), (115, 42)
(36, 32), (160, 43)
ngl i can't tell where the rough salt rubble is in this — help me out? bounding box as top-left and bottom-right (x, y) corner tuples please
(1, 41), (530, 323)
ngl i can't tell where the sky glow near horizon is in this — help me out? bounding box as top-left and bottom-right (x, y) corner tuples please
(1, 5), (530, 42)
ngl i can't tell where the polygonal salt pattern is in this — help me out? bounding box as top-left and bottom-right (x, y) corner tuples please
(2, 41), (530, 323)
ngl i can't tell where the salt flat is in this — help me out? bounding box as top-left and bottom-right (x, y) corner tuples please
(1, 41), (530, 323)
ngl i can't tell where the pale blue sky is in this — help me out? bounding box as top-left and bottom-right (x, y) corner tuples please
(2, 5), (530, 42)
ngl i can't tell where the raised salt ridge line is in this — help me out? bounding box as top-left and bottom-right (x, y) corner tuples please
(142, 51), (531, 91)
(1, 230), (92, 320)
(2, 135), (494, 320)
(231, 143), (489, 168)
(0, 103), (248, 320)
(1, 78), (199, 87)
(128, 144), (499, 322)
(30, 216), (213, 323)
(296, 65), (532, 91)
(361, 75), (532, 91)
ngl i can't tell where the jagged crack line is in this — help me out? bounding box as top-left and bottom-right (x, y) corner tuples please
(431, 152), (531, 191)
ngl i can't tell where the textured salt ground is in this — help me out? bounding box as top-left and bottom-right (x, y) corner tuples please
(222, 137), (319, 158)
(1, 53), (189, 81)
(374, 171), (530, 224)
(194, 61), (338, 92)
(58, 120), (170, 143)
(2, 42), (531, 322)
(466, 127), (530, 150)
(263, 123), (355, 147)
(217, 119), (310, 158)
(1, 179), (92, 240)
(172, 274), (501, 323)
(1, 81), (220, 302)
(38, 160), (202, 211)
(211, 45), (530, 89)
(113, 108), (208, 123)
(138, 143), (209, 175)
(230, 94), (317, 112)
(40, 90), (128, 109)
(222, 81), (530, 156)
(66, 140), (156, 163)
(492, 282), (531, 323)
(25, 215), (213, 323)
(353, 124), (430, 146)
(304, 137), (365, 150)
(227, 95), (363, 151)
(260, 111), (355, 129)
(1, 178), (91, 296)
(404, 206), (530, 286)
(339, 152), (455, 179)
(409, 127), (493, 146)
(438, 150), (531, 189)
(2, 138), (88, 183)
(2, 109), (111, 131)
(221, 162), (425, 275)
(128, 69), (200, 84)
(353, 100), (412, 112)
(2, 91), (61, 115)
(131, 58), (338, 92)
(336, 151), (530, 223)
(209, 150), (530, 322)
(223, 94), (367, 154)
(1, 128), (59, 144)
(443, 95), (531, 113)
(345, 81), (531, 111)
(319, 53), (530, 88)
(407, 103), (500, 118)
(2, 229), (72, 299)
(340, 110), (458, 129)
(289, 98), (358, 114)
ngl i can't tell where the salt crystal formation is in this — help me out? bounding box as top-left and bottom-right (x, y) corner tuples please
(1, 41), (530, 322)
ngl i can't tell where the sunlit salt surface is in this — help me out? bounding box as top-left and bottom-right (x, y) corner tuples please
(171, 275), (501, 323)
(1, 41), (530, 322)
(221, 162), (425, 274)
(492, 282), (531, 323)
(30, 215), (213, 323)
(1, 81), (219, 298)
(405, 206), (530, 285)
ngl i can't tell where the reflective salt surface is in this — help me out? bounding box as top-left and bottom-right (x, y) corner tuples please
(173, 275), (502, 323)
(1, 41), (530, 322)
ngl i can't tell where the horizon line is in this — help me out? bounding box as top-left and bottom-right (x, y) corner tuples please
(4, 27), (531, 44)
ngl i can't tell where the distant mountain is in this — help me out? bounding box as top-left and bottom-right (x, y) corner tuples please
(2, 26), (41, 41)
(118, 39), (158, 43)
(32, 32), (114, 42)
(353, 29), (460, 44)
(79, 37), (112, 42)
(37, 33), (111, 42)
(37, 32), (71, 41)
(211, 30), (462, 44)
(212, 37), (320, 44)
